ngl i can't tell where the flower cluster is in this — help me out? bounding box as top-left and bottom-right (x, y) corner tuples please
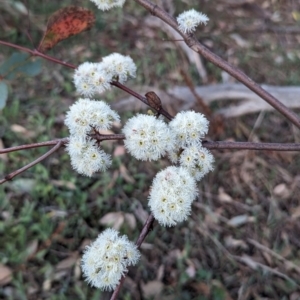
(143, 111), (214, 226)
(66, 137), (111, 177)
(65, 98), (120, 176)
(169, 111), (208, 148)
(73, 53), (136, 97)
(68, 52), (134, 176)
(81, 228), (140, 291)
(177, 9), (209, 34)
(148, 166), (197, 226)
(179, 145), (215, 181)
(65, 98), (120, 137)
(122, 114), (176, 161)
(102, 53), (137, 84)
(121, 109), (214, 226)
(167, 111), (214, 181)
(90, 0), (126, 11)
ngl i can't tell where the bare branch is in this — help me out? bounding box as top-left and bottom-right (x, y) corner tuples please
(203, 141), (300, 151)
(135, 214), (155, 247)
(247, 238), (300, 275)
(111, 81), (173, 120)
(2, 136), (300, 156)
(0, 141), (63, 184)
(233, 255), (299, 287)
(110, 214), (155, 300)
(92, 134), (300, 151)
(0, 41), (172, 118)
(0, 40), (76, 69)
(196, 224), (299, 288)
(0, 138), (68, 154)
(133, 0), (300, 129)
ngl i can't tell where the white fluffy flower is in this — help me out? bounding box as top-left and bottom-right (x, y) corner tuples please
(64, 99), (119, 176)
(167, 149), (181, 164)
(122, 114), (176, 161)
(67, 137), (111, 177)
(102, 53), (136, 83)
(169, 111), (209, 148)
(73, 62), (112, 97)
(81, 228), (140, 291)
(90, 0), (126, 11)
(73, 54), (136, 96)
(148, 166), (197, 226)
(177, 9), (209, 34)
(65, 98), (94, 137)
(65, 98), (120, 137)
(179, 145), (214, 181)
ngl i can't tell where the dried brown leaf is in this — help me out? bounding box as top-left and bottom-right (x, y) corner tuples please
(141, 280), (163, 298)
(25, 240), (38, 259)
(113, 145), (126, 157)
(124, 213), (136, 230)
(51, 180), (76, 190)
(10, 124), (37, 138)
(0, 264), (12, 286)
(55, 253), (78, 270)
(227, 215), (254, 227)
(38, 6), (95, 52)
(218, 187), (233, 202)
(119, 164), (135, 183)
(273, 183), (290, 199)
(99, 212), (124, 230)
(291, 206), (300, 219)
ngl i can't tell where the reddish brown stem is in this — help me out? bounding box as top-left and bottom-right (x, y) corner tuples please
(0, 141), (63, 184)
(0, 138), (69, 154)
(111, 81), (149, 106)
(2, 138), (300, 155)
(133, 0), (300, 129)
(110, 214), (155, 300)
(89, 133), (125, 142)
(0, 41), (172, 118)
(111, 81), (173, 120)
(202, 141), (300, 151)
(0, 40), (76, 69)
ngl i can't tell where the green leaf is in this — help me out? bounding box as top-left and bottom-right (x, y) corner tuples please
(0, 81), (8, 109)
(0, 52), (42, 80)
(16, 58), (42, 77)
(0, 52), (28, 79)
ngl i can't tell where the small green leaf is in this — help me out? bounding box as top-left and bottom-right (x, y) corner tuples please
(0, 81), (8, 109)
(0, 52), (42, 80)
(16, 58), (42, 77)
(0, 52), (28, 79)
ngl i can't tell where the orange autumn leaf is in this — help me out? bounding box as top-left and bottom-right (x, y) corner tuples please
(38, 6), (95, 52)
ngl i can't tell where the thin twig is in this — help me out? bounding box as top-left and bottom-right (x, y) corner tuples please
(247, 238), (300, 274)
(135, 214), (155, 247)
(2, 139), (300, 155)
(0, 40), (76, 69)
(233, 254), (299, 287)
(0, 138), (68, 154)
(133, 0), (300, 129)
(202, 141), (300, 151)
(111, 81), (173, 120)
(0, 141), (63, 184)
(196, 224), (299, 288)
(179, 68), (212, 117)
(110, 214), (155, 300)
(2, 19), (300, 128)
(24, 0), (35, 48)
(0, 41), (171, 118)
